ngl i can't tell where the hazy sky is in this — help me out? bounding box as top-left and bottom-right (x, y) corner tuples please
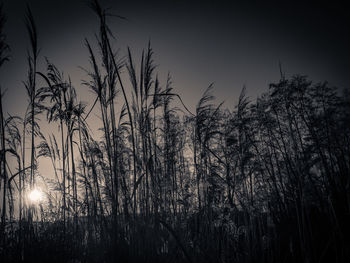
(1, 0), (349, 115)
(1, 0), (349, 209)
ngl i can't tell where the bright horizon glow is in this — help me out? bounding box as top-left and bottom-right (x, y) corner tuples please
(28, 189), (43, 203)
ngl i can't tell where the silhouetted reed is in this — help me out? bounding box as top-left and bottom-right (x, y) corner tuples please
(0, 1), (349, 263)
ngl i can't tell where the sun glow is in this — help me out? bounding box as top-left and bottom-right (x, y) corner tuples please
(28, 189), (43, 203)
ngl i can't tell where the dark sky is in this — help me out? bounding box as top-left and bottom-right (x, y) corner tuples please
(1, 0), (349, 115)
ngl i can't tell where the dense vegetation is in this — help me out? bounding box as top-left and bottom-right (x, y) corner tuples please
(1, 1), (349, 262)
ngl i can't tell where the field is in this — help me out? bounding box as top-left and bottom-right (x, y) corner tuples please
(1, 1), (350, 262)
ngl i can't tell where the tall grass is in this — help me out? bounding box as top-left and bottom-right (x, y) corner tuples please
(0, 1), (350, 263)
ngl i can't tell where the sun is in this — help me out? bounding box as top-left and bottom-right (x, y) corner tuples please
(28, 189), (43, 203)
